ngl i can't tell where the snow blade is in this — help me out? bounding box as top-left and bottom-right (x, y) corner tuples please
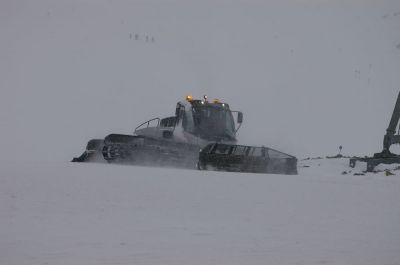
(71, 139), (104, 162)
(198, 143), (297, 175)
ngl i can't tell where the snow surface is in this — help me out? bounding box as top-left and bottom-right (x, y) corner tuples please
(1, 160), (400, 265)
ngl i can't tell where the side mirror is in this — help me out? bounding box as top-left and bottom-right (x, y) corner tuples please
(237, 112), (243, 124)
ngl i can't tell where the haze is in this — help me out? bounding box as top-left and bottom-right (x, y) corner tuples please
(1, 0), (400, 162)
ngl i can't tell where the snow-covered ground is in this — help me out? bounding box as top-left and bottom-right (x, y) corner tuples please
(1, 160), (399, 265)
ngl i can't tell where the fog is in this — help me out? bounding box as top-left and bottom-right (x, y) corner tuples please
(1, 0), (400, 162)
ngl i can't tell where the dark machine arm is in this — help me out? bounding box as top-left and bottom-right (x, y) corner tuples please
(350, 90), (400, 171)
(382, 91), (400, 154)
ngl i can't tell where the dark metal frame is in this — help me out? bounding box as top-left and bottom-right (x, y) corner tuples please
(350, 91), (400, 172)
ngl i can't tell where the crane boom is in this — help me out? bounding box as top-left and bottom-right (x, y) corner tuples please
(350, 90), (400, 171)
(383, 91), (400, 153)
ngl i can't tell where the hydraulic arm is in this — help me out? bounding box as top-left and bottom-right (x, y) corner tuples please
(350, 90), (400, 171)
(379, 91), (400, 157)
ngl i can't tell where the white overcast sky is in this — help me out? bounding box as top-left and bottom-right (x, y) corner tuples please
(1, 0), (400, 161)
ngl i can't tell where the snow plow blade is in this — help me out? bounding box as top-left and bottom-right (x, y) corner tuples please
(197, 143), (297, 175)
(71, 139), (104, 162)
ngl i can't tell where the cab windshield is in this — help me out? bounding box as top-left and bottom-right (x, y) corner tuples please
(191, 105), (236, 140)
